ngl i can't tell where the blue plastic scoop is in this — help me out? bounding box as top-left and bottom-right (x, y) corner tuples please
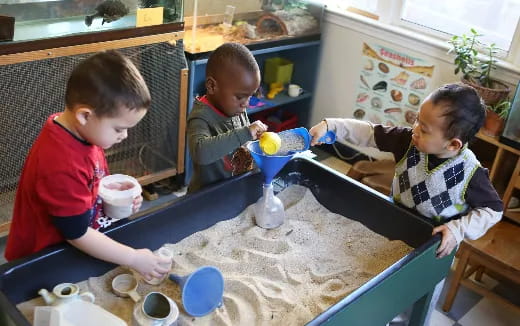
(276, 127), (336, 155)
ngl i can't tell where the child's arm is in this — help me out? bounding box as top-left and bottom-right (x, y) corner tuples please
(249, 120), (268, 140)
(309, 119), (377, 147)
(433, 167), (503, 258)
(188, 118), (266, 165)
(68, 228), (171, 280)
(432, 207), (502, 258)
(431, 224), (457, 258)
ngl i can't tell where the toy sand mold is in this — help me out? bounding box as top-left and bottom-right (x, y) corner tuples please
(0, 158), (453, 326)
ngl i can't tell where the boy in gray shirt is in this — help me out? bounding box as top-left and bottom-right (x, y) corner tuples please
(187, 43), (267, 192)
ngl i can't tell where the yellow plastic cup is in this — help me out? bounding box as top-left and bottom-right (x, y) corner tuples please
(259, 132), (281, 155)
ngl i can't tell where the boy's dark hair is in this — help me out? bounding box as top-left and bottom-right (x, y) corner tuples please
(206, 42), (259, 78)
(65, 50), (151, 117)
(431, 83), (486, 143)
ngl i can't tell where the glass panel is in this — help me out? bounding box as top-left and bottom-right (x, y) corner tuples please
(402, 0), (520, 51)
(501, 84), (520, 149)
(325, 0), (377, 13)
(0, 0), (184, 42)
(184, 0), (324, 54)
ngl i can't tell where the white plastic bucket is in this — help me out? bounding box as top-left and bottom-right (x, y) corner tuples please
(98, 174), (142, 220)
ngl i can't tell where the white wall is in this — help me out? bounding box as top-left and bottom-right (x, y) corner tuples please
(311, 10), (520, 159)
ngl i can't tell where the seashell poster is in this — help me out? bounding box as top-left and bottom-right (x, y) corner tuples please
(354, 42), (435, 127)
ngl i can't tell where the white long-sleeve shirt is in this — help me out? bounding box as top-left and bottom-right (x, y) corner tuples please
(325, 118), (502, 243)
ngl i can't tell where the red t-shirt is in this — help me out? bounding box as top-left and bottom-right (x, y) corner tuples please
(5, 114), (109, 261)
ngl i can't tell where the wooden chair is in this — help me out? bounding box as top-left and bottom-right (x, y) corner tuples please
(442, 220), (520, 313)
(347, 159), (395, 195)
(360, 173), (394, 196)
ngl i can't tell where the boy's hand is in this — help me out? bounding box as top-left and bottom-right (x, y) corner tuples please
(132, 195), (143, 213)
(129, 248), (171, 281)
(249, 120), (268, 140)
(309, 121), (328, 146)
(432, 225), (457, 258)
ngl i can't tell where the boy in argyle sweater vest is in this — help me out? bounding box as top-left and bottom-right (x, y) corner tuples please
(310, 83), (502, 258)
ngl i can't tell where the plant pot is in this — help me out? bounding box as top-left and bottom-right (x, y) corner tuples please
(482, 109), (505, 137)
(461, 78), (510, 106)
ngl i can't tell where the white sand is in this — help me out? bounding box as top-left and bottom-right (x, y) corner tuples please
(18, 185), (413, 325)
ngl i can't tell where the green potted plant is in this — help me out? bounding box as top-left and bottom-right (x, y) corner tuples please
(482, 98), (511, 136)
(448, 29), (511, 106)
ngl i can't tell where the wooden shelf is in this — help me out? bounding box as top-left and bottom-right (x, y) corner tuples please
(476, 131), (520, 156)
(474, 130), (520, 213)
(504, 209), (520, 225)
(0, 222), (10, 237)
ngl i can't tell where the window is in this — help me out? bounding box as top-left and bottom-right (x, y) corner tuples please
(401, 0), (520, 52)
(326, 0), (378, 13)
(324, 0), (520, 62)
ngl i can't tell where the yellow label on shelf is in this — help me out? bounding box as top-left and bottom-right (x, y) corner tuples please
(136, 7), (164, 27)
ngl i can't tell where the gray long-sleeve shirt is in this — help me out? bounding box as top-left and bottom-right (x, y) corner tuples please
(187, 98), (252, 192)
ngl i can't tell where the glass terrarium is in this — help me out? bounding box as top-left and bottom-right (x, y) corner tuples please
(0, 0), (184, 43)
(500, 83), (520, 150)
(184, 0), (323, 54)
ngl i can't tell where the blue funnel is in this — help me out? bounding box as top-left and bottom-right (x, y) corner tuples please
(247, 127), (336, 184)
(247, 141), (293, 184)
(169, 266), (224, 317)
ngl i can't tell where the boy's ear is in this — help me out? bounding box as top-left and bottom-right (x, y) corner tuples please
(206, 76), (217, 95)
(446, 138), (463, 152)
(74, 106), (94, 126)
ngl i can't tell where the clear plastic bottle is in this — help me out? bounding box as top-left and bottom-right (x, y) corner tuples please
(222, 5), (235, 28)
(144, 246), (173, 285)
(254, 183), (285, 229)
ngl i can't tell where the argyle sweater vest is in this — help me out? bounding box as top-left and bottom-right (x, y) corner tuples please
(392, 144), (480, 221)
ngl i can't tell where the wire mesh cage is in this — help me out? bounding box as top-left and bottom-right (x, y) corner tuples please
(0, 40), (187, 225)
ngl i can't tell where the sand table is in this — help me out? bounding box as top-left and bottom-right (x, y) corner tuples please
(18, 185), (412, 325)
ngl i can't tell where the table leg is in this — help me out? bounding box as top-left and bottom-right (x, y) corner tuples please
(475, 266), (485, 282)
(489, 147), (505, 182)
(408, 290), (434, 326)
(442, 245), (470, 312)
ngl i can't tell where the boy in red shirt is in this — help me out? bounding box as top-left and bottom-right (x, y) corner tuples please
(5, 50), (170, 281)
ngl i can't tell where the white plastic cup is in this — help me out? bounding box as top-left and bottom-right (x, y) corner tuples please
(98, 174), (142, 220)
(144, 247), (174, 285)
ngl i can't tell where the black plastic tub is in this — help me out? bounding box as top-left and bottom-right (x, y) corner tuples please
(0, 158), (454, 326)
